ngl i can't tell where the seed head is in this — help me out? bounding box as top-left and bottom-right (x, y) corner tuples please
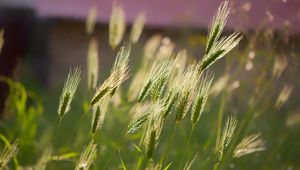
(191, 73), (214, 126)
(233, 133), (266, 158)
(86, 6), (97, 35)
(130, 12), (146, 44)
(87, 38), (99, 90)
(58, 67), (81, 118)
(215, 115), (238, 162)
(109, 2), (126, 49)
(75, 141), (97, 170)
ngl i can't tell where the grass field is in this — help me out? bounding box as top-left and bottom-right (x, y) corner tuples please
(0, 1), (300, 169)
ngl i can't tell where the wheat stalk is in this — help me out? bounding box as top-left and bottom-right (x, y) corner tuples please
(58, 67), (81, 118)
(33, 147), (52, 170)
(183, 154), (198, 170)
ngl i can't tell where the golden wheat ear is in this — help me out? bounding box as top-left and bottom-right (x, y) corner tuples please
(233, 133), (266, 158)
(130, 12), (146, 44)
(85, 6), (97, 35)
(109, 2), (126, 49)
(87, 38), (99, 90)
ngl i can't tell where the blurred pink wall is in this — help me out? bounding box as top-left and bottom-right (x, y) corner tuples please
(35, 0), (300, 31)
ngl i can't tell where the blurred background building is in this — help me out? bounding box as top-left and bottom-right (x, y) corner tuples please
(0, 0), (299, 113)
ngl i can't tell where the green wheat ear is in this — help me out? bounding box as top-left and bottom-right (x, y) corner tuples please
(198, 0), (243, 73)
(162, 91), (178, 119)
(58, 67), (81, 118)
(127, 112), (150, 134)
(127, 101), (164, 134)
(146, 130), (156, 159)
(205, 1), (230, 55)
(191, 73), (214, 127)
(90, 43), (131, 107)
(150, 77), (166, 101)
(138, 80), (152, 102)
(175, 92), (190, 123)
(91, 105), (101, 134)
(143, 105), (164, 160)
(90, 86), (110, 107)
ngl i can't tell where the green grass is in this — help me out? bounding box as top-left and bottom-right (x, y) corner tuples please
(1, 1), (300, 169)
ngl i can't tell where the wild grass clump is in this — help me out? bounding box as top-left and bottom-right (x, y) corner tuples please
(5, 0), (298, 169)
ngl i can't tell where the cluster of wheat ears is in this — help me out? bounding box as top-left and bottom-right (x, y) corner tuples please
(0, 1), (267, 169)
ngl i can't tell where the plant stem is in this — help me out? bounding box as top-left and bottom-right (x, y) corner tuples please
(179, 125), (195, 169)
(50, 118), (62, 169)
(160, 122), (176, 165)
(51, 112), (88, 170)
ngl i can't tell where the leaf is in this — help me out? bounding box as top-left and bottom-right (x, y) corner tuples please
(132, 144), (143, 154)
